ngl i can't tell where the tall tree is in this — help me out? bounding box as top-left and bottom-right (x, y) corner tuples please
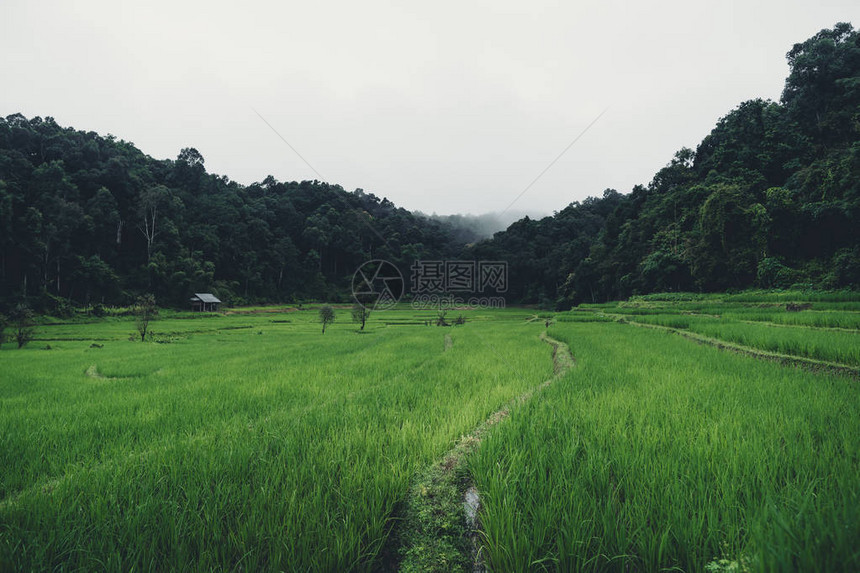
(137, 185), (170, 264)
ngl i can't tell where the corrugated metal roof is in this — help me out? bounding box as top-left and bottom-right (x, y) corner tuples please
(192, 293), (221, 303)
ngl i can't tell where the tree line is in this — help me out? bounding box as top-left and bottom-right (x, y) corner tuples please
(0, 23), (857, 314)
(0, 122), (465, 312)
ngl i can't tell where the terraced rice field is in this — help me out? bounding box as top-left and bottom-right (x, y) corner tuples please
(1, 294), (858, 571)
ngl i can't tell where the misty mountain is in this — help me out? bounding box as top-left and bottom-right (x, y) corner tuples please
(414, 210), (548, 243)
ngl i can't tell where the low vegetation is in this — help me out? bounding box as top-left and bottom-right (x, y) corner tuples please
(319, 304), (336, 333)
(471, 321), (859, 571)
(11, 303), (35, 349)
(576, 292), (860, 369)
(0, 306), (548, 571)
(1, 292), (858, 571)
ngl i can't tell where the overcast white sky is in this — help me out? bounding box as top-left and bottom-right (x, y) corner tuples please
(1, 1), (857, 216)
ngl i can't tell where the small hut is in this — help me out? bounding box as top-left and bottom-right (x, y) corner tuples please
(190, 293), (222, 312)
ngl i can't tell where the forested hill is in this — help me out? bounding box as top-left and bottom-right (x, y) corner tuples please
(1, 23), (858, 311)
(0, 121), (467, 308)
(470, 22), (860, 307)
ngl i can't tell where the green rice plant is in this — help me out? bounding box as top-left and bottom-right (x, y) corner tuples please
(470, 322), (860, 572)
(0, 310), (551, 571)
(592, 301), (859, 366)
(723, 289), (859, 303)
(723, 310), (860, 330)
(629, 290), (860, 305)
(630, 292), (708, 302)
(556, 314), (614, 323)
(625, 314), (694, 329)
(684, 319), (860, 366)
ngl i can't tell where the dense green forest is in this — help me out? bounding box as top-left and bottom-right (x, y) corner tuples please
(471, 22), (860, 307)
(0, 127), (466, 309)
(0, 23), (857, 311)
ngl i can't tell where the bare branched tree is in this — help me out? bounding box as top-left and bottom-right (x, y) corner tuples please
(137, 186), (169, 263)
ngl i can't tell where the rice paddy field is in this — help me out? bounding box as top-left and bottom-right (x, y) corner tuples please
(1, 292), (858, 572)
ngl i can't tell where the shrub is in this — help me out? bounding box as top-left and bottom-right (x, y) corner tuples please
(134, 294), (158, 342)
(756, 257), (797, 289)
(11, 304), (35, 348)
(0, 312), (7, 348)
(319, 305), (335, 333)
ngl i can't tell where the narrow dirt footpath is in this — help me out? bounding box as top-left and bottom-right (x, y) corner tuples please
(620, 319), (860, 379)
(389, 331), (574, 572)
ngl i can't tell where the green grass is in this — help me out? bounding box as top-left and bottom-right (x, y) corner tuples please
(618, 313), (860, 366)
(0, 308), (550, 571)
(572, 292), (860, 368)
(629, 289), (860, 304)
(724, 310), (860, 330)
(684, 320), (860, 366)
(470, 322), (860, 572)
(2, 299), (859, 571)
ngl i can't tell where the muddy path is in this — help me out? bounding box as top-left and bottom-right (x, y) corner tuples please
(387, 331), (574, 572)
